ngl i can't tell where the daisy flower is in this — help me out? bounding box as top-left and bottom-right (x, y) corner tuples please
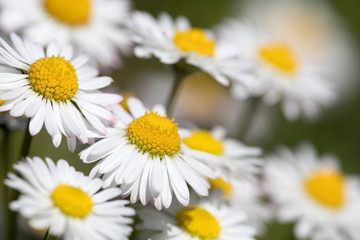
(0, 0), (132, 68)
(209, 177), (272, 233)
(128, 11), (257, 90)
(5, 156), (135, 240)
(181, 126), (263, 181)
(0, 34), (121, 152)
(136, 191), (257, 240)
(217, 21), (336, 120)
(80, 97), (220, 210)
(264, 143), (360, 240)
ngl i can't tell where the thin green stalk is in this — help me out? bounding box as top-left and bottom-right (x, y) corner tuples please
(42, 228), (50, 240)
(1, 124), (10, 240)
(236, 97), (262, 142)
(165, 66), (188, 116)
(7, 119), (33, 240)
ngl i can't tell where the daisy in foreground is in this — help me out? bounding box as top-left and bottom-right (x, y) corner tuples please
(0, 0), (132, 68)
(80, 97), (219, 210)
(5, 157), (135, 240)
(136, 191), (256, 240)
(0, 34), (121, 151)
(264, 143), (360, 240)
(217, 21), (336, 120)
(181, 126), (263, 181)
(128, 11), (257, 91)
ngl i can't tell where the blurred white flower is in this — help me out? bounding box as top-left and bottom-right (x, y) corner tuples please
(136, 191), (256, 240)
(0, 0), (132, 68)
(218, 21), (336, 120)
(180, 126), (263, 181)
(237, 0), (359, 99)
(5, 157), (135, 240)
(0, 34), (121, 152)
(128, 11), (256, 90)
(80, 97), (219, 210)
(209, 177), (272, 234)
(264, 143), (360, 240)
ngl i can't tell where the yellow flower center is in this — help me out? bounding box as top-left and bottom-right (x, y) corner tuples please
(51, 184), (93, 218)
(177, 207), (221, 239)
(183, 130), (224, 155)
(127, 111), (181, 157)
(28, 56), (79, 101)
(44, 0), (91, 26)
(173, 28), (215, 56)
(0, 100), (7, 105)
(208, 177), (233, 196)
(304, 168), (345, 209)
(258, 42), (298, 74)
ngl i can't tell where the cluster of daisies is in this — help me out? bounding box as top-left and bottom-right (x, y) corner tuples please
(0, 0), (358, 240)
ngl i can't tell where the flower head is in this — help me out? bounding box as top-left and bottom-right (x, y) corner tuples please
(80, 97), (219, 210)
(5, 157), (135, 240)
(264, 143), (360, 240)
(0, 0), (132, 68)
(0, 34), (121, 151)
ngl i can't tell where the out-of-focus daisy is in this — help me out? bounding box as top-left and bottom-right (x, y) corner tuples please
(128, 11), (256, 90)
(0, 34), (121, 151)
(5, 157), (135, 240)
(181, 126), (263, 181)
(80, 97), (219, 210)
(209, 177), (272, 233)
(238, 0), (359, 99)
(0, 0), (132, 68)
(218, 21), (336, 120)
(264, 143), (360, 240)
(136, 191), (256, 240)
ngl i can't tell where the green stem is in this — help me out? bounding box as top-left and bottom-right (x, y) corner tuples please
(19, 119), (33, 159)
(165, 66), (188, 116)
(236, 97), (262, 142)
(7, 119), (33, 240)
(1, 124), (10, 240)
(43, 228), (50, 240)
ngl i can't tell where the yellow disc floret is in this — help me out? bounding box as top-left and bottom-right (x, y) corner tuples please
(177, 206), (221, 239)
(44, 0), (91, 26)
(259, 42), (298, 74)
(304, 168), (345, 209)
(127, 111), (181, 157)
(173, 28), (215, 56)
(28, 55), (79, 101)
(183, 130), (224, 155)
(51, 184), (93, 218)
(209, 177), (233, 196)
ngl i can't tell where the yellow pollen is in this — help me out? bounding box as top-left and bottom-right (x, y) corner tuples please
(208, 177), (233, 196)
(28, 55), (79, 101)
(258, 42), (298, 74)
(0, 100), (7, 105)
(173, 28), (215, 56)
(51, 184), (93, 218)
(304, 168), (345, 209)
(44, 0), (91, 26)
(183, 130), (224, 155)
(127, 111), (181, 157)
(177, 207), (221, 239)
